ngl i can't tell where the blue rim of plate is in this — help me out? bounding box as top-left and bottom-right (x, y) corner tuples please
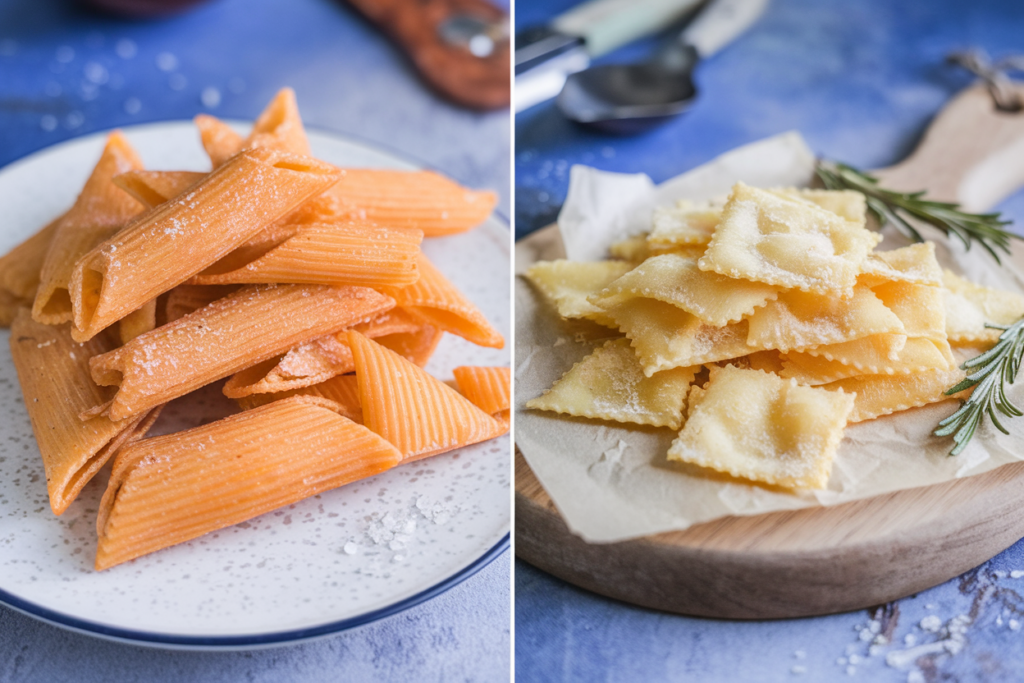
(0, 122), (511, 649)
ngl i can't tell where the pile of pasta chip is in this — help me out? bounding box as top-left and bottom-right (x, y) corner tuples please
(0, 88), (509, 570)
(525, 182), (1023, 491)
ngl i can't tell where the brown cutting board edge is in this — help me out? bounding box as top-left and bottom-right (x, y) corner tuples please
(515, 82), (1024, 620)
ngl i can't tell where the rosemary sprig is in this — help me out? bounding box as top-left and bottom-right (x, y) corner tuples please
(934, 319), (1024, 455)
(815, 161), (1021, 263)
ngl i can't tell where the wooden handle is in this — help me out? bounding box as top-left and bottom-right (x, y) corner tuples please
(873, 82), (1024, 212)
(346, 0), (509, 110)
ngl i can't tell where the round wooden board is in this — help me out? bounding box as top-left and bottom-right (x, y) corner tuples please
(516, 450), (1024, 619)
(515, 84), (1024, 618)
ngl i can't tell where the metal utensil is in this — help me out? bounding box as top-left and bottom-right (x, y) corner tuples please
(515, 0), (706, 112)
(557, 0), (769, 133)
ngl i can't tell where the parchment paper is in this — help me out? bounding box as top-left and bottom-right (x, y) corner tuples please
(515, 131), (1024, 544)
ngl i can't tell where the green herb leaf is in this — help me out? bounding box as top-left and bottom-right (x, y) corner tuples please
(815, 161), (1021, 263)
(934, 318), (1024, 455)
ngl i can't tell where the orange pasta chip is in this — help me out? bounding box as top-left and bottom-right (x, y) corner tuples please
(90, 284), (393, 421)
(376, 325), (443, 367)
(453, 366), (510, 422)
(9, 309), (160, 515)
(195, 114), (243, 168)
(70, 147), (342, 342)
(243, 87), (312, 158)
(164, 284), (239, 323)
(189, 221), (422, 288)
(382, 253), (503, 349)
(0, 213), (62, 301)
(35, 132), (144, 325)
(236, 374), (363, 422)
(112, 170), (206, 209)
(348, 331), (505, 462)
(222, 308), (423, 397)
(95, 396), (401, 570)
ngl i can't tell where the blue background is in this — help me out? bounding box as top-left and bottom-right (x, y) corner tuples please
(0, 0), (509, 680)
(515, 0), (1024, 680)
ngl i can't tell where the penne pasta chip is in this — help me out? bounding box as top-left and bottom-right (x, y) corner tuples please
(189, 221), (422, 288)
(35, 133), (145, 325)
(70, 147), (342, 341)
(164, 284), (240, 323)
(90, 284), (394, 421)
(236, 374), (363, 422)
(95, 396), (402, 570)
(244, 87), (312, 158)
(453, 365), (511, 421)
(348, 331), (506, 462)
(118, 299), (158, 344)
(0, 213), (62, 302)
(285, 169), (497, 238)
(383, 253), (504, 349)
(194, 114), (243, 168)
(112, 170), (206, 209)
(9, 309), (160, 515)
(222, 308), (423, 397)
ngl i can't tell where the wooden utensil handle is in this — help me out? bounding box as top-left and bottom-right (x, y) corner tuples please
(346, 0), (510, 110)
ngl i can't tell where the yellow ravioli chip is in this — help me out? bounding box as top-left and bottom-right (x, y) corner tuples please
(746, 285), (904, 352)
(802, 335), (953, 375)
(601, 298), (753, 376)
(590, 253), (779, 327)
(942, 269), (1024, 344)
(699, 183), (880, 294)
(771, 187), (867, 223)
(523, 259), (634, 328)
(648, 200), (722, 246)
(821, 366), (967, 422)
(526, 338), (697, 429)
(871, 280), (946, 341)
(667, 365), (854, 489)
(858, 242), (942, 288)
(608, 234), (651, 262)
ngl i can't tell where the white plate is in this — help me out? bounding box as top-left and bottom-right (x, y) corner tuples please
(0, 123), (510, 649)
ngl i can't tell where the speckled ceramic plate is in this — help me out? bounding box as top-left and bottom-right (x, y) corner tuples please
(0, 123), (510, 649)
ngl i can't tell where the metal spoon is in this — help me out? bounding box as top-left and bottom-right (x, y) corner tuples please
(557, 0), (769, 134)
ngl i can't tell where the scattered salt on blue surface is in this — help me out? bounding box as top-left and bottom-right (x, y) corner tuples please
(83, 62), (108, 85)
(201, 87), (221, 108)
(123, 98), (141, 115)
(44, 82), (60, 97)
(155, 51), (178, 72)
(64, 112), (83, 129)
(39, 116), (56, 132)
(55, 46), (74, 63)
(168, 73), (187, 91)
(115, 38), (137, 59)
(228, 77), (246, 94)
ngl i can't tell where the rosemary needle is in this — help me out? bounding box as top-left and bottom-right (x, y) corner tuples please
(934, 319), (1024, 455)
(815, 161), (1021, 263)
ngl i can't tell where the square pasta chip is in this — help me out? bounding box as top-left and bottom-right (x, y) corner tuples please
(770, 187), (867, 224)
(600, 298), (753, 376)
(858, 242), (942, 288)
(698, 182), (881, 294)
(523, 259), (634, 328)
(942, 269), (1024, 344)
(589, 253), (779, 327)
(526, 338), (697, 430)
(648, 199), (722, 247)
(821, 366), (967, 422)
(745, 284), (904, 352)
(667, 365), (854, 489)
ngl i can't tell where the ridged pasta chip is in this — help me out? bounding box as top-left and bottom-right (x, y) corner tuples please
(821, 366), (968, 423)
(942, 269), (1024, 344)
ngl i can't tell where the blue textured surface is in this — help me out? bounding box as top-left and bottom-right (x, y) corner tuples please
(515, 0), (1024, 680)
(0, 0), (509, 678)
